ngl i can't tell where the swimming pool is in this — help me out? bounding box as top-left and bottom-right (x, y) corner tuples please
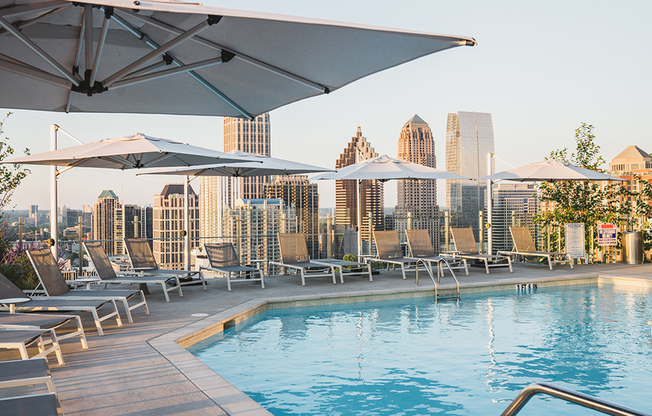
(188, 284), (652, 415)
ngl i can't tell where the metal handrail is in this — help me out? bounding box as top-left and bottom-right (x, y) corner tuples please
(414, 258), (460, 300)
(501, 382), (651, 416)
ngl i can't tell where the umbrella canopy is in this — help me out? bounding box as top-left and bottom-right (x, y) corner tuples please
(135, 149), (333, 177)
(0, 0), (475, 119)
(315, 154), (469, 256)
(476, 159), (625, 182)
(314, 154), (469, 181)
(3, 133), (256, 169)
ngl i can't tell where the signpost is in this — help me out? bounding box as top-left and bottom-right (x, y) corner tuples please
(565, 223), (585, 259)
(597, 223), (617, 246)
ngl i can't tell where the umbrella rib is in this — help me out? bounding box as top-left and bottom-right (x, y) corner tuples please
(0, 0), (69, 19)
(111, 12), (254, 119)
(144, 153), (179, 168)
(89, 9), (113, 86)
(66, 12), (86, 113)
(0, 4), (72, 37)
(110, 57), (224, 89)
(103, 16), (220, 88)
(0, 14), (79, 86)
(116, 9), (330, 94)
(0, 54), (72, 88)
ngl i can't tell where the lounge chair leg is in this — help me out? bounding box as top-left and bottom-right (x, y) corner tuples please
(401, 264), (407, 280)
(141, 291), (150, 315)
(484, 259), (490, 274)
(122, 299), (134, 324)
(548, 255), (553, 270)
(227, 272), (232, 292)
(367, 263), (373, 282)
(300, 268), (306, 286)
(18, 344), (29, 360)
(51, 332), (64, 366)
(338, 266), (344, 284)
(569, 255), (574, 269)
(91, 309), (104, 336)
(200, 271), (207, 291)
(331, 266), (337, 284)
(75, 316), (89, 349)
(162, 283), (171, 302)
(508, 258), (513, 273)
(259, 270), (265, 289)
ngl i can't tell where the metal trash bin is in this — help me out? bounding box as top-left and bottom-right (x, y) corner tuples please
(622, 231), (643, 264)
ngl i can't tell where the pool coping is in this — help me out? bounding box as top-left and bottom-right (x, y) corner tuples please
(147, 274), (652, 416)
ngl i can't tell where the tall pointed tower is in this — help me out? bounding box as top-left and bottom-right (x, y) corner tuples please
(335, 126), (383, 254)
(395, 115), (439, 250)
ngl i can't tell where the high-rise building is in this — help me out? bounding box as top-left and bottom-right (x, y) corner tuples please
(81, 205), (93, 235)
(491, 183), (539, 253)
(222, 198), (298, 274)
(29, 205), (38, 220)
(395, 115), (439, 250)
(200, 112), (271, 243)
(335, 126), (383, 254)
(264, 175), (319, 258)
(153, 184), (199, 270)
(446, 111), (495, 243)
(608, 145), (652, 231)
(114, 204), (149, 255)
(92, 190), (120, 255)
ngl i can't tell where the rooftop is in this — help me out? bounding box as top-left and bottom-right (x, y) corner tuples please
(1, 262), (652, 415)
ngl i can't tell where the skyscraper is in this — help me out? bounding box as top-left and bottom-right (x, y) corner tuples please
(395, 115), (439, 250)
(153, 184), (199, 270)
(199, 112), (271, 243)
(335, 126), (383, 254)
(264, 175), (319, 258)
(92, 190), (120, 255)
(491, 182), (539, 253)
(445, 111), (495, 242)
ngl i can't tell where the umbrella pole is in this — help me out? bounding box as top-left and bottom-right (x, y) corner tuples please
(50, 125), (58, 259)
(357, 179), (362, 257)
(487, 152), (493, 255)
(184, 176), (190, 270)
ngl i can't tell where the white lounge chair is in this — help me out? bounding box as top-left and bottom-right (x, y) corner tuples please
(124, 238), (207, 291)
(0, 313), (88, 350)
(27, 248), (149, 324)
(0, 328), (64, 366)
(371, 230), (418, 280)
(449, 228), (512, 274)
(271, 233), (336, 286)
(0, 272), (122, 336)
(498, 226), (573, 270)
(405, 229), (466, 280)
(204, 243), (265, 291)
(83, 241), (183, 302)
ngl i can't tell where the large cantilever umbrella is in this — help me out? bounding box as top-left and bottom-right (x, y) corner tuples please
(137, 150), (333, 266)
(314, 154), (469, 256)
(3, 131), (260, 258)
(0, 0), (475, 118)
(476, 158), (624, 254)
(476, 159), (626, 182)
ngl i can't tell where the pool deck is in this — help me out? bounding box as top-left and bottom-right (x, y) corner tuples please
(2, 261), (652, 415)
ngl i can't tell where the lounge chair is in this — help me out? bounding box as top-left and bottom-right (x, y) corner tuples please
(271, 233), (336, 286)
(124, 238), (207, 291)
(284, 232), (372, 283)
(0, 358), (56, 393)
(498, 226), (573, 270)
(204, 243), (265, 291)
(0, 328), (64, 365)
(83, 241), (182, 302)
(0, 393), (64, 416)
(405, 229), (467, 280)
(27, 248), (149, 324)
(0, 313), (88, 350)
(449, 228), (513, 274)
(371, 230), (418, 280)
(0, 272), (122, 336)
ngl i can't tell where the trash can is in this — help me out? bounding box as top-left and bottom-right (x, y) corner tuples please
(622, 231), (643, 264)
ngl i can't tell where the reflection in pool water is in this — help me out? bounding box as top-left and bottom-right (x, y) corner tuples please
(188, 285), (652, 415)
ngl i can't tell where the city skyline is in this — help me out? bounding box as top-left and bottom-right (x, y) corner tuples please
(2, 0), (650, 211)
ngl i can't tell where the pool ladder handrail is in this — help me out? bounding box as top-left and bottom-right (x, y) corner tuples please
(501, 382), (651, 416)
(414, 258), (460, 300)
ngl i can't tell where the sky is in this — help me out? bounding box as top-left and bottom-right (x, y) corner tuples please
(2, 0), (650, 212)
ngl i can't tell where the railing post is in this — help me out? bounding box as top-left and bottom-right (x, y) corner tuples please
(326, 213), (332, 259)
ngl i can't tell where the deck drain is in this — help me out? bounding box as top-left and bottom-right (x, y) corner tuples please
(191, 313), (209, 317)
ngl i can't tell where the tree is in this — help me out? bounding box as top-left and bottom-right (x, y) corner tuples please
(535, 123), (652, 257)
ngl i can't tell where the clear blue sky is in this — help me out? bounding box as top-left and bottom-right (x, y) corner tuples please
(3, 0), (650, 211)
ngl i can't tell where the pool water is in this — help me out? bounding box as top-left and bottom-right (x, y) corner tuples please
(188, 284), (652, 415)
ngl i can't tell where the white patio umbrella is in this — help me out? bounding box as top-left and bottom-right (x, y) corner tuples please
(476, 157), (625, 254)
(0, 0), (475, 119)
(3, 131), (260, 258)
(314, 154), (469, 256)
(137, 150), (333, 266)
(476, 158), (626, 182)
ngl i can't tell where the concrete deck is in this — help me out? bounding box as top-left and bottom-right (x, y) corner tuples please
(2, 261), (652, 415)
